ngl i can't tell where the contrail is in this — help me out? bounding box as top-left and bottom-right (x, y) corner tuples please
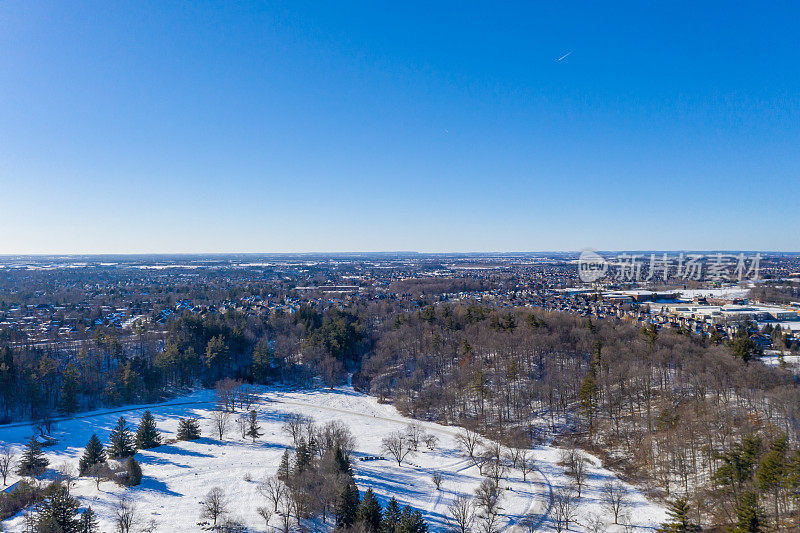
(556, 51), (572, 62)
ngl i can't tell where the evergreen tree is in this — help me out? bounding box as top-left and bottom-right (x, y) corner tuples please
(246, 410), (262, 442)
(251, 339), (272, 383)
(357, 488), (382, 532)
(334, 445), (352, 476)
(79, 434), (106, 476)
(579, 363), (599, 438)
(294, 439), (313, 475)
(757, 434), (787, 526)
(125, 457), (142, 486)
(382, 497), (402, 533)
(176, 417), (201, 440)
(37, 484), (80, 533)
(399, 506), (428, 533)
(733, 492), (765, 533)
(79, 507), (100, 533)
(135, 410), (161, 449)
(108, 417), (136, 459)
(277, 449), (291, 482)
(336, 480), (360, 529)
(17, 435), (48, 476)
(657, 498), (700, 532)
(59, 364), (79, 415)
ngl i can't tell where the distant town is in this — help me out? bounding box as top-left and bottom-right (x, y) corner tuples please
(2, 253), (799, 355)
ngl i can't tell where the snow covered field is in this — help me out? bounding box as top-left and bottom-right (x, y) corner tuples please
(677, 287), (750, 300)
(0, 387), (665, 531)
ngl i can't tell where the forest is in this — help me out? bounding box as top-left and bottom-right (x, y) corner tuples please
(2, 300), (800, 529)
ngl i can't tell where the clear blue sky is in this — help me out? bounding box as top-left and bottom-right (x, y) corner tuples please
(1, 1), (798, 253)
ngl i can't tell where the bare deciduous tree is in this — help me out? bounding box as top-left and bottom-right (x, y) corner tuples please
(56, 463), (75, 495)
(140, 519), (158, 533)
(215, 378), (241, 412)
(0, 446), (14, 485)
(487, 461), (507, 488)
(258, 475), (286, 513)
(562, 448), (588, 497)
(382, 431), (413, 466)
(406, 424), (425, 451)
(585, 513), (606, 533)
(239, 384), (257, 410)
(282, 413), (312, 447)
(504, 448), (521, 469)
(518, 450), (535, 482)
(423, 434), (439, 451)
(318, 420), (356, 457)
(519, 513), (539, 533)
(601, 480), (629, 525)
(552, 487), (579, 532)
(278, 496), (293, 533)
(235, 413), (249, 440)
(474, 478), (502, 533)
(431, 471), (444, 490)
(201, 487), (229, 526)
(114, 495), (138, 533)
(212, 408), (231, 440)
(456, 429), (483, 459)
(256, 506), (272, 531)
(88, 462), (111, 490)
(447, 495), (475, 533)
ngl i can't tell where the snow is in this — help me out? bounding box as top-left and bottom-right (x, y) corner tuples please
(0, 387), (666, 531)
(678, 287), (749, 300)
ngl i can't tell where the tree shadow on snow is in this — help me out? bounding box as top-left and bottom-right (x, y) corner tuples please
(134, 475), (182, 497)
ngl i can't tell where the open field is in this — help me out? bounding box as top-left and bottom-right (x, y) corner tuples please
(0, 387), (665, 531)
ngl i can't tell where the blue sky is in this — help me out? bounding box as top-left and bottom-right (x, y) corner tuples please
(1, 1), (798, 253)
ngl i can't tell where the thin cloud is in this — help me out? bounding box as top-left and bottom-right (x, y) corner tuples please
(556, 51), (572, 62)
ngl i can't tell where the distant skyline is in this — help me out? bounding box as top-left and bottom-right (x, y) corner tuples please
(1, 1), (799, 253)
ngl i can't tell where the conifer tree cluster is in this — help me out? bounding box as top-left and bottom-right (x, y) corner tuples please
(275, 433), (430, 533)
(177, 417), (201, 441)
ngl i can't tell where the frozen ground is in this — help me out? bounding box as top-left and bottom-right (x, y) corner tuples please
(0, 387), (665, 531)
(677, 287), (750, 300)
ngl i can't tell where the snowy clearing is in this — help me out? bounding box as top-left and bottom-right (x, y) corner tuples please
(0, 387), (665, 531)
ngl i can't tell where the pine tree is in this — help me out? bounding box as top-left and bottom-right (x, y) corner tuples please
(79, 507), (100, 533)
(336, 480), (360, 529)
(17, 435), (48, 476)
(294, 439), (312, 475)
(246, 410), (262, 442)
(108, 417), (136, 459)
(399, 506), (428, 533)
(38, 484), (80, 533)
(176, 417), (201, 440)
(79, 434), (106, 476)
(757, 434), (787, 527)
(125, 457), (142, 486)
(382, 497), (402, 533)
(657, 498), (700, 532)
(59, 364), (79, 415)
(277, 449), (291, 481)
(135, 410), (161, 449)
(579, 363), (599, 438)
(357, 488), (382, 532)
(251, 340), (272, 383)
(335, 445), (352, 476)
(733, 492), (766, 533)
